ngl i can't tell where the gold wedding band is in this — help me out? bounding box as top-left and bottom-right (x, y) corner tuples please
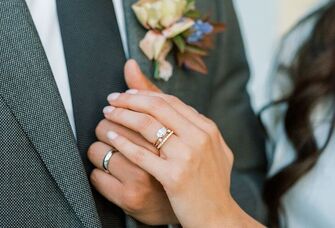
(154, 127), (174, 150)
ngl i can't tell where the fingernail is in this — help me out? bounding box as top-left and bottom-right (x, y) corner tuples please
(107, 131), (118, 140)
(107, 93), (120, 101)
(103, 106), (115, 114)
(126, 89), (138, 94)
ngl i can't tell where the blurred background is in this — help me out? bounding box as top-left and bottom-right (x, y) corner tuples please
(233, 0), (329, 110)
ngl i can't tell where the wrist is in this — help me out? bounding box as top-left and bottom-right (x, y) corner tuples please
(211, 195), (264, 228)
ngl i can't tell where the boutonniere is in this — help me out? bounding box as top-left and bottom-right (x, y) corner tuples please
(132, 0), (225, 81)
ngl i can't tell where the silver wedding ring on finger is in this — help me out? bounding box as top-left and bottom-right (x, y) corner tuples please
(154, 127), (174, 150)
(103, 148), (117, 173)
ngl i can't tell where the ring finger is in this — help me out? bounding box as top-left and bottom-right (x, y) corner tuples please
(102, 107), (187, 157)
(104, 106), (166, 143)
(87, 141), (137, 183)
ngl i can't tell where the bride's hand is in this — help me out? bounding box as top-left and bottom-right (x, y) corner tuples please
(103, 88), (261, 227)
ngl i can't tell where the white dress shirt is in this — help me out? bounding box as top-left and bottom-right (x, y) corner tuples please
(263, 3), (335, 227)
(25, 0), (128, 135)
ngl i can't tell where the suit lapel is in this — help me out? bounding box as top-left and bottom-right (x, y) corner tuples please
(0, 1), (100, 227)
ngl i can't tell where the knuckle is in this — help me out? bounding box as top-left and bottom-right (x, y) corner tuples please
(166, 95), (180, 105)
(149, 97), (166, 110)
(225, 147), (234, 166)
(122, 189), (145, 213)
(131, 148), (146, 165)
(228, 151), (234, 165)
(87, 142), (100, 158)
(90, 169), (100, 185)
(138, 115), (155, 130)
(205, 119), (220, 136)
(196, 130), (211, 148)
(133, 169), (151, 183)
(95, 119), (108, 136)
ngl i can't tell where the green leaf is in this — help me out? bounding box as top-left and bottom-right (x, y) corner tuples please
(185, 46), (208, 56)
(173, 36), (186, 53)
(184, 10), (201, 19)
(154, 61), (160, 79)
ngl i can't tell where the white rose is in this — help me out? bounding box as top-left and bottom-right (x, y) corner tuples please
(132, 0), (187, 29)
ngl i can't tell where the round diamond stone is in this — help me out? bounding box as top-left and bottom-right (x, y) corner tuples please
(157, 127), (167, 138)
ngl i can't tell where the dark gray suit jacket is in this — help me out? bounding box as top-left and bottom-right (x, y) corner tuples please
(0, 0), (266, 227)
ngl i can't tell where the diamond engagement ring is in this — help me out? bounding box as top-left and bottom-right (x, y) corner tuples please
(154, 127), (174, 150)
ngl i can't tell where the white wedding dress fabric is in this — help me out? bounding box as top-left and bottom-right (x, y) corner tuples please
(261, 2), (335, 228)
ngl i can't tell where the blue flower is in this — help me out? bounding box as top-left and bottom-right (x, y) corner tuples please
(187, 20), (214, 43)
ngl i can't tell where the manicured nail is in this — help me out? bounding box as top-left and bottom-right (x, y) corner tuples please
(107, 93), (120, 101)
(126, 89), (138, 94)
(103, 106), (115, 114)
(107, 131), (118, 140)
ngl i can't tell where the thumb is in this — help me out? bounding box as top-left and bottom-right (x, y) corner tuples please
(124, 59), (161, 92)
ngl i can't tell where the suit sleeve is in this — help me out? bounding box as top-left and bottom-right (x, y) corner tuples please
(205, 0), (267, 222)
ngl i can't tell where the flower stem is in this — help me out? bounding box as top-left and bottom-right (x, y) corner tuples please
(154, 60), (160, 79)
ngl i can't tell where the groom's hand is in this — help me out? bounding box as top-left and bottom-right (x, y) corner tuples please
(87, 60), (178, 225)
(88, 120), (178, 225)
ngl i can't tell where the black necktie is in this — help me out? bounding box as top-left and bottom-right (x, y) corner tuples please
(56, 0), (127, 226)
